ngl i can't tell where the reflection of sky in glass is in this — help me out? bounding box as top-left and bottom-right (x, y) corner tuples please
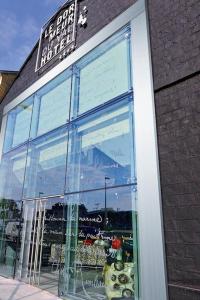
(4, 98), (33, 152)
(39, 141), (67, 169)
(67, 102), (134, 192)
(0, 146), (27, 200)
(37, 77), (71, 136)
(12, 102), (33, 147)
(67, 186), (135, 213)
(23, 127), (68, 198)
(79, 40), (129, 114)
(12, 157), (27, 184)
(82, 119), (129, 166)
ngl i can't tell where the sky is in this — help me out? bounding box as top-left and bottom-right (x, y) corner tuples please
(0, 0), (68, 71)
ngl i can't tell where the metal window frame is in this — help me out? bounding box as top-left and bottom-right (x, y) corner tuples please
(0, 114), (7, 163)
(0, 0), (168, 299)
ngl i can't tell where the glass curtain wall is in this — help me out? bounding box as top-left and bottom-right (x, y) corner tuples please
(0, 69), (71, 281)
(0, 25), (138, 300)
(60, 26), (138, 300)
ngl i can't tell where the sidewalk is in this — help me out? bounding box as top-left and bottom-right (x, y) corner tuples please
(0, 277), (62, 300)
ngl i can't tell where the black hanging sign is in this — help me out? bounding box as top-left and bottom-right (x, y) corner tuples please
(35, 0), (78, 72)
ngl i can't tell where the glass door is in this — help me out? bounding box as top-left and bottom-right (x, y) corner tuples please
(18, 197), (66, 295)
(18, 199), (46, 285)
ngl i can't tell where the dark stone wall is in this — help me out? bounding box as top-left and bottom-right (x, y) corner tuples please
(148, 0), (200, 298)
(148, 0), (200, 89)
(169, 285), (200, 300)
(154, 75), (200, 297)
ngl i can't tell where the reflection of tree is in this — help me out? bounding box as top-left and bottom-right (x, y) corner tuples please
(0, 198), (21, 221)
(0, 198), (21, 267)
(79, 204), (88, 216)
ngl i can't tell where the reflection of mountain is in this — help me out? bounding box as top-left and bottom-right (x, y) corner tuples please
(79, 146), (130, 188)
(21, 136), (130, 197)
(26, 144), (131, 196)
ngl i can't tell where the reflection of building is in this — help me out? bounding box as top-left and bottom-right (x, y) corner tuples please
(0, 0), (199, 300)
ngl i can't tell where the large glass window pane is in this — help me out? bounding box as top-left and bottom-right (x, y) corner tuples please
(23, 127), (68, 199)
(0, 145), (28, 201)
(76, 26), (131, 116)
(66, 99), (135, 193)
(33, 71), (71, 137)
(3, 97), (33, 152)
(59, 185), (138, 300)
(0, 146), (27, 277)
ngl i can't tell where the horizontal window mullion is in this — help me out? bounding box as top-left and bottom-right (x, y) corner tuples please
(65, 182), (137, 196)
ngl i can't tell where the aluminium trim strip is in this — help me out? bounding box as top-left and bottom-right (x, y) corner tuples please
(131, 11), (168, 300)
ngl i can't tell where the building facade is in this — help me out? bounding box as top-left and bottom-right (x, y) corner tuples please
(0, 1), (199, 300)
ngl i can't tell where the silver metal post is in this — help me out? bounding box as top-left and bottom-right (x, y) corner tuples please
(38, 200), (46, 285)
(29, 200), (38, 284)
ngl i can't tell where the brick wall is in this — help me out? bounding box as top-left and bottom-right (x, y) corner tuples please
(169, 285), (200, 300)
(148, 0), (200, 298)
(148, 0), (200, 89)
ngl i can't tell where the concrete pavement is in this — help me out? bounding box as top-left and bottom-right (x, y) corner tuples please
(0, 277), (62, 300)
